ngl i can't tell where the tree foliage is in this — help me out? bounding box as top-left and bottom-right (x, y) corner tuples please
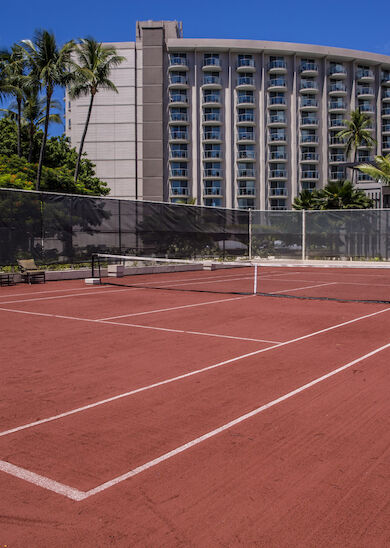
(358, 154), (390, 185)
(293, 180), (374, 210)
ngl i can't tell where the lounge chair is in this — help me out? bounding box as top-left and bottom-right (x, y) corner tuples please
(0, 271), (15, 286)
(17, 259), (46, 284)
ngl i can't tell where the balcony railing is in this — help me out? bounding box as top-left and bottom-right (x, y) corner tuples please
(301, 153), (319, 161)
(359, 104), (374, 113)
(269, 78), (286, 88)
(301, 171), (319, 179)
(300, 81), (318, 90)
(238, 150), (255, 159)
(357, 87), (374, 96)
(301, 98), (318, 107)
(238, 113), (255, 122)
(169, 57), (187, 67)
(203, 57), (221, 67)
(301, 117), (318, 125)
(383, 90), (390, 99)
(203, 112), (221, 122)
(237, 95), (254, 104)
(269, 188), (287, 196)
(169, 75), (187, 85)
(357, 173), (372, 181)
(238, 58), (255, 68)
(269, 96), (286, 106)
(237, 169), (255, 177)
(329, 101), (346, 109)
(203, 132), (221, 140)
(269, 170), (287, 178)
(300, 62), (318, 72)
(203, 94), (221, 103)
(170, 150), (188, 159)
(170, 187), (189, 196)
(329, 171), (346, 180)
(203, 75), (221, 85)
(269, 115), (287, 124)
(329, 154), (345, 162)
(170, 113), (188, 122)
(170, 94), (188, 103)
(203, 150), (222, 159)
(170, 131), (188, 140)
(382, 124), (390, 132)
(204, 169), (222, 177)
(238, 187), (256, 195)
(203, 187), (222, 195)
(237, 132), (254, 140)
(329, 83), (347, 93)
(170, 169), (188, 177)
(382, 107), (390, 115)
(300, 135), (318, 143)
(329, 137), (344, 145)
(356, 69), (374, 79)
(269, 133), (287, 142)
(329, 65), (346, 75)
(329, 119), (345, 127)
(268, 60), (287, 70)
(270, 151), (287, 160)
(237, 76), (254, 86)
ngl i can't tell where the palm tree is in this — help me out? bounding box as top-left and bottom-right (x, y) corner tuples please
(0, 45), (28, 157)
(68, 38), (124, 183)
(318, 180), (373, 209)
(22, 30), (74, 189)
(292, 189), (321, 210)
(337, 109), (376, 183)
(357, 154), (390, 185)
(3, 89), (62, 161)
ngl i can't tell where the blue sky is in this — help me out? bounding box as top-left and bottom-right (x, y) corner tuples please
(2, 0), (390, 135)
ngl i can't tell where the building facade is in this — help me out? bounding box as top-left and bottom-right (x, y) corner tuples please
(65, 20), (390, 208)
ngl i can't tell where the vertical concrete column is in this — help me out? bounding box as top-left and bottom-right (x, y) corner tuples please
(321, 57), (328, 189)
(291, 55), (298, 201)
(259, 52), (266, 210)
(225, 53), (232, 209)
(376, 65), (382, 155)
(192, 51), (198, 202)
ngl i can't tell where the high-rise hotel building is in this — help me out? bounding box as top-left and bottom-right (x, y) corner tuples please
(65, 20), (390, 208)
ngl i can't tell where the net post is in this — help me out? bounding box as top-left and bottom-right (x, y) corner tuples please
(249, 209), (252, 261)
(302, 209), (306, 261)
(253, 263), (258, 294)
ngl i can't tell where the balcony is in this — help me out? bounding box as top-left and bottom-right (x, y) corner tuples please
(202, 112), (221, 124)
(268, 114), (287, 126)
(237, 94), (255, 106)
(269, 169), (287, 180)
(169, 112), (189, 123)
(382, 107), (390, 117)
(237, 131), (255, 142)
(357, 173), (373, 181)
(358, 104), (374, 114)
(202, 75), (222, 88)
(300, 98), (318, 110)
(170, 186), (189, 196)
(169, 150), (188, 160)
(237, 112), (255, 124)
(268, 78), (287, 91)
(269, 151), (287, 161)
(382, 90), (390, 101)
(382, 73), (390, 86)
(382, 124), (390, 134)
(300, 117), (318, 127)
(169, 168), (188, 178)
(268, 60), (287, 74)
(329, 153), (346, 163)
(203, 187), (222, 196)
(169, 94), (188, 106)
(329, 136), (344, 146)
(269, 187), (288, 197)
(268, 96), (287, 109)
(329, 118), (346, 129)
(301, 152), (319, 162)
(168, 56), (188, 70)
(203, 94), (221, 105)
(300, 135), (319, 145)
(329, 64), (347, 78)
(202, 57), (221, 71)
(383, 141), (390, 151)
(237, 168), (255, 178)
(300, 62), (318, 76)
(237, 150), (256, 160)
(169, 130), (189, 142)
(269, 133), (287, 143)
(168, 75), (188, 88)
(301, 170), (319, 180)
(203, 149), (222, 160)
(237, 58), (255, 72)
(203, 168), (223, 179)
(357, 86), (374, 97)
(299, 80), (318, 93)
(203, 131), (222, 142)
(329, 82), (347, 95)
(329, 101), (347, 112)
(329, 171), (346, 181)
(356, 68), (374, 81)
(237, 187), (256, 196)
(236, 76), (255, 89)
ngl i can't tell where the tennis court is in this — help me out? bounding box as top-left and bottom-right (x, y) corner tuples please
(1, 264), (390, 546)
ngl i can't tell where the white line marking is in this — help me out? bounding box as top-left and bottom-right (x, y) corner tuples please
(272, 282), (338, 294)
(1, 305), (390, 439)
(98, 294), (253, 320)
(0, 285), (111, 298)
(0, 460), (85, 501)
(0, 287), (141, 305)
(2, 339), (389, 501)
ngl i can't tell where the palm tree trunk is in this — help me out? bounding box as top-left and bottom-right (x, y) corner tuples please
(17, 97), (22, 157)
(36, 89), (52, 191)
(74, 92), (95, 183)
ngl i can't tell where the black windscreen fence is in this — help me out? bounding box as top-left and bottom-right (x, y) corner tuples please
(0, 189), (249, 265)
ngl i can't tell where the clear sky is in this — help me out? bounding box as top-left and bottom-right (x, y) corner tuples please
(2, 0), (390, 135)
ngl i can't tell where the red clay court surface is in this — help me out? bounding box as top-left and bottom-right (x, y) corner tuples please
(0, 268), (389, 546)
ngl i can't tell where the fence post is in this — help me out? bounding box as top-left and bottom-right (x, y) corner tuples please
(302, 209), (306, 261)
(249, 208), (252, 261)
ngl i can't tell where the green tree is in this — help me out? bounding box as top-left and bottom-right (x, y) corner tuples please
(0, 45), (29, 158)
(337, 109), (376, 182)
(358, 154), (390, 185)
(293, 181), (373, 210)
(292, 189), (322, 210)
(22, 30), (74, 190)
(68, 38), (124, 183)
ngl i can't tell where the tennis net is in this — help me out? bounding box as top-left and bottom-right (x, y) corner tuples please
(91, 253), (390, 303)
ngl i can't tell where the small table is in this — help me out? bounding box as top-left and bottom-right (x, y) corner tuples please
(0, 272), (15, 286)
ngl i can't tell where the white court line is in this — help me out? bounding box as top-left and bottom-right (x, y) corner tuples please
(271, 281), (338, 294)
(0, 286), (141, 305)
(1, 304), (390, 439)
(1, 339), (389, 501)
(0, 285), (111, 299)
(99, 294), (254, 321)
